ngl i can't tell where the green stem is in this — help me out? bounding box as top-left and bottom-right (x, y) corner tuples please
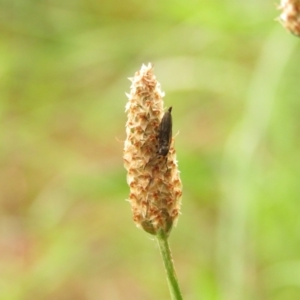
(156, 230), (183, 300)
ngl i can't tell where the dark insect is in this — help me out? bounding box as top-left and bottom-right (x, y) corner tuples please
(157, 107), (172, 156)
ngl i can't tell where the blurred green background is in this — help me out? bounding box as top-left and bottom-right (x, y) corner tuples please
(1, 1), (300, 299)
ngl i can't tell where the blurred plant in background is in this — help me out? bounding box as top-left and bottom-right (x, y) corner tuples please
(278, 0), (300, 36)
(1, 1), (300, 299)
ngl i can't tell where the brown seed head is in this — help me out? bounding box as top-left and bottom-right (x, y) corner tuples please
(123, 63), (182, 236)
(278, 0), (300, 36)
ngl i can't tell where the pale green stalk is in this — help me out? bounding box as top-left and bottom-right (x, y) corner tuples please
(156, 230), (183, 300)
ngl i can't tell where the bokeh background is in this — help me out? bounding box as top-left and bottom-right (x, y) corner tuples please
(1, 1), (300, 299)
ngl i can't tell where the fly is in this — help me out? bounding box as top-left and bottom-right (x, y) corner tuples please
(157, 106), (172, 157)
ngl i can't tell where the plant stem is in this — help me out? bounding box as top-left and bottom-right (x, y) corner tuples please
(156, 230), (183, 300)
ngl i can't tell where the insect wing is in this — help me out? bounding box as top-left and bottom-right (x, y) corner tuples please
(158, 107), (172, 156)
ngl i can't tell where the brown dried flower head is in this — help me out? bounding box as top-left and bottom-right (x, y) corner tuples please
(123, 63), (182, 236)
(278, 0), (300, 36)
